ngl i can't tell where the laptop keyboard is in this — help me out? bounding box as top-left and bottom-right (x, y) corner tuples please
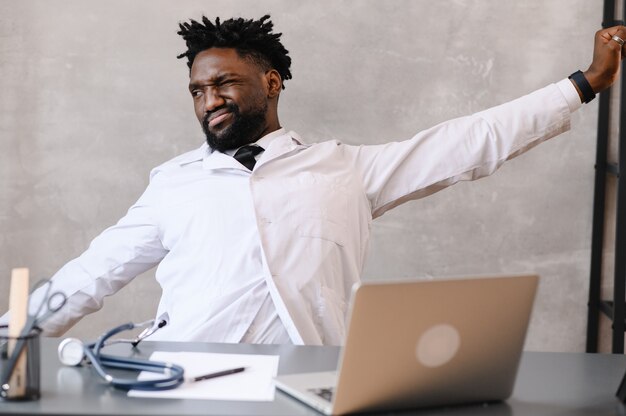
(309, 387), (334, 402)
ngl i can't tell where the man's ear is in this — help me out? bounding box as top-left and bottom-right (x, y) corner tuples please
(265, 69), (282, 98)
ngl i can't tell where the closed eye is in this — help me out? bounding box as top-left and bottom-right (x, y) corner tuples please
(218, 79), (239, 87)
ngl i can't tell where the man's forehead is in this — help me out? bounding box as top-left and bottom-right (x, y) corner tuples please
(190, 48), (256, 80)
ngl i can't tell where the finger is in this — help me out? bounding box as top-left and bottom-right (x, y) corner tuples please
(605, 25), (626, 35)
(614, 26), (626, 58)
(600, 26), (626, 54)
(618, 27), (626, 58)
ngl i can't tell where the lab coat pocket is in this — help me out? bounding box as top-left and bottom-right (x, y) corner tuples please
(286, 173), (349, 247)
(298, 219), (346, 247)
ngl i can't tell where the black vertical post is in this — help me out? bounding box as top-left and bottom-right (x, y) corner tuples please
(613, 0), (626, 354)
(586, 0), (615, 353)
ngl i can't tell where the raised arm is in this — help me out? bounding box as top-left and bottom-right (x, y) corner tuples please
(344, 26), (626, 219)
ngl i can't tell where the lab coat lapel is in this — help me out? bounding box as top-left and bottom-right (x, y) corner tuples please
(256, 131), (304, 169)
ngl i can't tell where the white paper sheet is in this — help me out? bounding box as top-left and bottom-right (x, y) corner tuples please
(127, 351), (280, 401)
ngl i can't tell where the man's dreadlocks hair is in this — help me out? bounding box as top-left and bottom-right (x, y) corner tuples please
(176, 15), (292, 89)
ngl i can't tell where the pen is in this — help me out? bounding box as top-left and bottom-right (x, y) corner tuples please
(191, 366), (246, 383)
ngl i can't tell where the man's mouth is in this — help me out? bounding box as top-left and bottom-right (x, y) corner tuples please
(207, 110), (233, 128)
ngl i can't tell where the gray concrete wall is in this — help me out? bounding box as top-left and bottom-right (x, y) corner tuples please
(0, 0), (608, 351)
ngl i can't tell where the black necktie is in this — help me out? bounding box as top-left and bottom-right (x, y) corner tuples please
(233, 145), (264, 171)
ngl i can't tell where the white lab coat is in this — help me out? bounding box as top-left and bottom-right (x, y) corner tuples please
(2, 79), (580, 345)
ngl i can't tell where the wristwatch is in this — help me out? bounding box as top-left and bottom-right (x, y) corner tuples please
(568, 70), (596, 104)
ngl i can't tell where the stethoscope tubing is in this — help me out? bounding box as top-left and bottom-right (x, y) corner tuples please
(82, 322), (185, 391)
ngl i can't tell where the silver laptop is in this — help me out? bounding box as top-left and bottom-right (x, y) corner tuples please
(275, 274), (538, 415)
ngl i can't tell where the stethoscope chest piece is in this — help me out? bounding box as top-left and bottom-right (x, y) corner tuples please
(58, 338), (86, 367)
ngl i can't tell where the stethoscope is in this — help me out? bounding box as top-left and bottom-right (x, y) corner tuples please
(57, 313), (185, 391)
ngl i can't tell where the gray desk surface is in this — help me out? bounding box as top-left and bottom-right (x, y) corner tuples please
(1, 338), (626, 415)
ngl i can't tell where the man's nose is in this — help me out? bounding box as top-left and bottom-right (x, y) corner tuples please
(203, 90), (225, 113)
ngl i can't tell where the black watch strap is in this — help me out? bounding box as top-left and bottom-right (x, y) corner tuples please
(568, 70), (596, 104)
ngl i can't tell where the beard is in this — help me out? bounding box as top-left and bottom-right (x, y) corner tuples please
(202, 102), (268, 152)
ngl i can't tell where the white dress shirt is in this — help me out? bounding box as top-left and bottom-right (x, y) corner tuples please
(2, 79), (582, 345)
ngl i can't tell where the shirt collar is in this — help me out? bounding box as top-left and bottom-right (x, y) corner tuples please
(223, 127), (287, 157)
(176, 128), (292, 167)
(199, 128), (303, 171)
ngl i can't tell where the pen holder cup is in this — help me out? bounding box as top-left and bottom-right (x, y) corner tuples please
(0, 325), (42, 401)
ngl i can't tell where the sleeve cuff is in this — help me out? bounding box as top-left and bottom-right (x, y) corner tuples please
(557, 78), (583, 113)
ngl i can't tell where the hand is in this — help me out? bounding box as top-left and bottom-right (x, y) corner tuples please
(583, 25), (626, 94)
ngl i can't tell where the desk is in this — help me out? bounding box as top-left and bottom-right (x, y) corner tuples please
(0, 339), (625, 415)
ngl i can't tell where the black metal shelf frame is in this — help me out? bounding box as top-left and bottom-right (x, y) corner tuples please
(586, 0), (626, 354)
